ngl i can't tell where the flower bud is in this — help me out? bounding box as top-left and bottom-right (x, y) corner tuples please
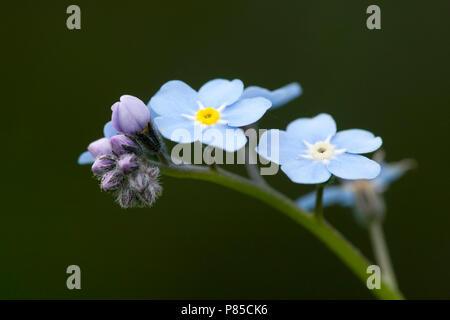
(129, 170), (150, 192)
(129, 167), (162, 207)
(92, 155), (116, 177)
(117, 187), (137, 208)
(110, 134), (139, 155)
(101, 170), (124, 191)
(87, 138), (112, 158)
(111, 95), (150, 134)
(118, 154), (139, 174)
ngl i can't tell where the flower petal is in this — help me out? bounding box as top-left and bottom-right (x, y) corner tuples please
(153, 116), (199, 144)
(331, 129), (382, 154)
(146, 102), (160, 121)
(286, 113), (337, 143)
(222, 97), (271, 127)
(103, 121), (119, 138)
(202, 125), (247, 152)
(327, 153), (381, 180)
(281, 158), (331, 184)
(373, 160), (414, 191)
(296, 186), (355, 211)
(198, 79), (243, 108)
(241, 82), (302, 109)
(78, 151), (95, 165)
(149, 80), (198, 117)
(256, 129), (304, 165)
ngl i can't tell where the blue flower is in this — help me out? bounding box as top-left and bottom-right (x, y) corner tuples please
(77, 121), (119, 165)
(149, 79), (272, 152)
(296, 157), (415, 211)
(256, 113), (382, 184)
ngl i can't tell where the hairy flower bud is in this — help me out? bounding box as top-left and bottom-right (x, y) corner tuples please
(110, 134), (139, 155)
(117, 154), (139, 174)
(92, 154), (116, 177)
(111, 95), (150, 134)
(128, 167), (162, 207)
(117, 187), (137, 208)
(101, 170), (124, 191)
(88, 137), (112, 158)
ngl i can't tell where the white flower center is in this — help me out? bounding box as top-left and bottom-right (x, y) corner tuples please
(300, 136), (345, 164)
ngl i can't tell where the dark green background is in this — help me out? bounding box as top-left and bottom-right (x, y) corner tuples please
(3, 1), (449, 299)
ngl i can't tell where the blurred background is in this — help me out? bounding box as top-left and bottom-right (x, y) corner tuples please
(2, 0), (449, 299)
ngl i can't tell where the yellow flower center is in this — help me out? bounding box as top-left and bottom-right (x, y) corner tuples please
(196, 107), (220, 125)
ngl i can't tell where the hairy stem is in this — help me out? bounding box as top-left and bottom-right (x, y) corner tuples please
(369, 220), (399, 291)
(158, 163), (404, 300)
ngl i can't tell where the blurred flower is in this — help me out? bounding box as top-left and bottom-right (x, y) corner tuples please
(111, 95), (150, 134)
(240, 82), (302, 109)
(149, 79), (272, 152)
(257, 113), (382, 184)
(296, 152), (415, 224)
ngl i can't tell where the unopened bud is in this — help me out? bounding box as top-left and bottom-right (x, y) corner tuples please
(101, 170), (124, 191)
(117, 154), (139, 174)
(92, 155), (117, 177)
(110, 134), (139, 156)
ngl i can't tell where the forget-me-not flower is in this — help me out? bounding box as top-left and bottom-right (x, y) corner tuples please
(149, 79), (272, 152)
(297, 155), (415, 211)
(256, 113), (382, 184)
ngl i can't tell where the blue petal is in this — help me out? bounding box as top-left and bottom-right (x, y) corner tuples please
(281, 158), (331, 184)
(198, 79), (243, 108)
(103, 121), (119, 138)
(78, 151), (95, 165)
(286, 113), (337, 144)
(222, 97), (271, 127)
(241, 82), (302, 109)
(331, 129), (382, 154)
(296, 186), (355, 211)
(256, 130), (304, 165)
(202, 125), (247, 152)
(149, 80), (198, 117)
(327, 153), (380, 180)
(373, 161), (412, 191)
(146, 101), (160, 121)
(154, 116), (199, 144)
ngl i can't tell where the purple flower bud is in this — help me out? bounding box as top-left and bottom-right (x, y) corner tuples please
(88, 138), (112, 158)
(118, 154), (139, 174)
(111, 95), (150, 134)
(129, 170), (150, 192)
(91, 155), (116, 177)
(101, 170), (124, 191)
(117, 187), (137, 208)
(110, 134), (138, 155)
(129, 167), (162, 207)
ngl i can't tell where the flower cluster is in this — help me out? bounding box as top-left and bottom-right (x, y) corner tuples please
(79, 78), (389, 210)
(79, 95), (163, 208)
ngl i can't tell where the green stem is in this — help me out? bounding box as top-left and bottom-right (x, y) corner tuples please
(315, 184), (324, 221)
(158, 163), (404, 300)
(369, 220), (399, 291)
